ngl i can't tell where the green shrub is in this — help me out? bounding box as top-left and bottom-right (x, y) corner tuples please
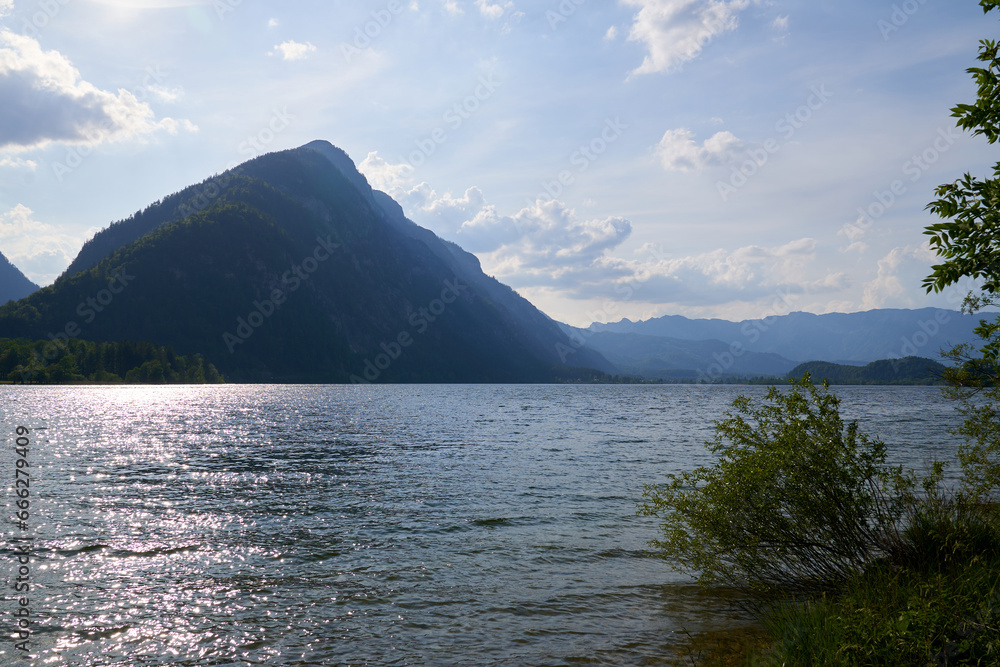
(639, 376), (915, 596)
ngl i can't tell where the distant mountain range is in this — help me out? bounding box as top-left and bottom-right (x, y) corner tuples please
(0, 251), (38, 306)
(0, 141), (613, 383)
(569, 308), (985, 381)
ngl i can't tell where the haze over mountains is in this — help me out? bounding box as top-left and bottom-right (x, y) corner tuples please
(568, 309), (983, 381)
(0, 140), (986, 383)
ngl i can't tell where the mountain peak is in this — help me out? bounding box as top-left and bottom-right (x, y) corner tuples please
(301, 140), (372, 196)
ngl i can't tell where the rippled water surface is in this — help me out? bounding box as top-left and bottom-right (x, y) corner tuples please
(0, 384), (965, 665)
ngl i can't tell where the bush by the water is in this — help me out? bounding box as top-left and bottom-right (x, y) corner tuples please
(640, 376), (1000, 664)
(639, 376), (915, 596)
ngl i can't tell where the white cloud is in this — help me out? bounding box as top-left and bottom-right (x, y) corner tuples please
(622, 0), (751, 76)
(655, 128), (744, 171)
(0, 0), (12, 16)
(605, 26), (619, 41)
(0, 205), (87, 286)
(358, 152), (632, 284)
(358, 151), (416, 192)
(355, 154), (867, 321)
(0, 29), (196, 152)
(862, 245), (937, 310)
(475, 0), (511, 19)
(443, 0), (463, 15)
(268, 18), (279, 28)
(148, 84), (184, 103)
(772, 15), (789, 31)
(571, 237), (852, 315)
(271, 40), (317, 61)
(403, 183), (632, 269)
(0, 156), (36, 170)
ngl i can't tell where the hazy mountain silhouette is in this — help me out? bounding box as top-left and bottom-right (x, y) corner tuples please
(590, 309), (983, 367)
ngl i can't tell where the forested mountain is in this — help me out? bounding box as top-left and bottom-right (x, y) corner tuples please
(787, 357), (947, 385)
(0, 141), (613, 383)
(0, 251), (38, 305)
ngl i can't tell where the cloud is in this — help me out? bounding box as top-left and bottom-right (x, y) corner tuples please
(605, 26), (619, 41)
(655, 128), (743, 171)
(0, 0), (11, 16)
(622, 0), (751, 76)
(357, 154), (855, 318)
(404, 183), (632, 268)
(0, 29), (196, 152)
(589, 238), (840, 307)
(475, 0), (512, 19)
(268, 18), (279, 28)
(861, 245), (937, 310)
(443, 0), (463, 15)
(357, 152), (632, 284)
(772, 15), (789, 31)
(0, 156), (36, 170)
(358, 151), (415, 192)
(271, 40), (317, 61)
(0, 205), (88, 286)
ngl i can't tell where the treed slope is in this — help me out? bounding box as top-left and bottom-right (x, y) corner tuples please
(0, 251), (38, 305)
(0, 142), (613, 382)
(788, 357), (948, 385)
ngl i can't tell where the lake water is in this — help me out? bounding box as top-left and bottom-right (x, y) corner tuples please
(0, 384), (967, 665)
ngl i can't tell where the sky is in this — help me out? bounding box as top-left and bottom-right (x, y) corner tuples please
(0, 0), (996, 327)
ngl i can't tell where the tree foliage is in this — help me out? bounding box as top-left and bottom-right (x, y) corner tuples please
(0, 338), (223, 384)
(639, 377), (914, 596)
(922, 0), (1000, 503)
(923, 1), (1000, 298)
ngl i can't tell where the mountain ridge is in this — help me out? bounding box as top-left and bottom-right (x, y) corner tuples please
(0, 140), (614, 382)
(589, 307), (985, 365)
(0, 251), (38, 306)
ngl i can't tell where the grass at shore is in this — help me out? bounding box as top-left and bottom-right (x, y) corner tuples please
(692, 504), (1000, 666)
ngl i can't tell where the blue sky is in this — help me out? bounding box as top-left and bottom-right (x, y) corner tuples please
(0, 0), (996, 326)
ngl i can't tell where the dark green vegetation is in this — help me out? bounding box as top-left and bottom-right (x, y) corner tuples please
(640, 378), (915, 598)
(787, 356), (947, 385)
(0, 141), (613, 383)
(0, 338), (223, 384)
(644, 4), (1000, 661)
(0, 250), (38, 306)
(642, 379), (1000, 665)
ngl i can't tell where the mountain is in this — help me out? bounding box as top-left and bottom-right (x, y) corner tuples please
(572, 329), (799, 381)
(592, 309), (984, 364)
(0, 141), (614, 383)
(0, 251), (38, 306)
(788, 357), (947, 385)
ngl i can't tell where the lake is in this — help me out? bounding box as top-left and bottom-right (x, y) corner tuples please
(0, 384), (967, 665)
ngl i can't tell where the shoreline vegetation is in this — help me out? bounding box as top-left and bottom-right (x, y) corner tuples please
(0, 338), (224, 385)
(641, 378), (1000, 666)
(0, 336), (949, 386)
